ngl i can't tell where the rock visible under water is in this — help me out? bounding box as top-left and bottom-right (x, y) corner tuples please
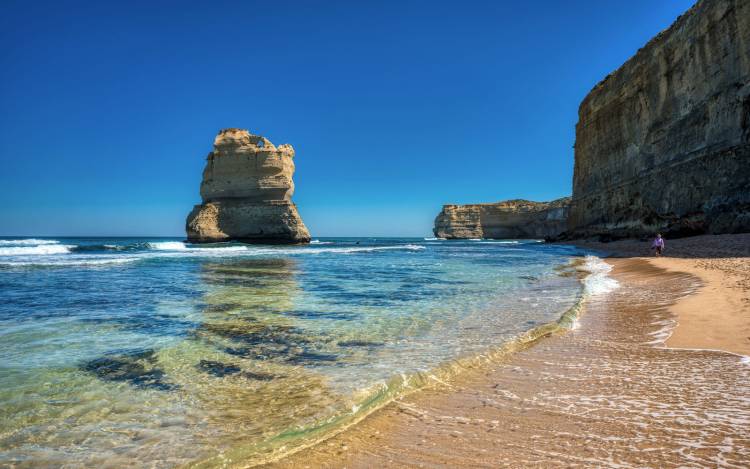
(81, 349), (178, 391)
(196, 359), (241, 377)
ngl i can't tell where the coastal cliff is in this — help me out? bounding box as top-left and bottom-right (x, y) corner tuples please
(569, 0), (750, 238)
(186, 129), (310, 244)
(433, 198), (570, 239)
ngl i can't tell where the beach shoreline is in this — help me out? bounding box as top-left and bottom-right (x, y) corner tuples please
(265, 235), (750, 468)
(567, 233), (750, 356)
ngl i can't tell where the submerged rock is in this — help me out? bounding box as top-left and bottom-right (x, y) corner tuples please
(569, 0), (750, 238)
(186, 128), (311, 244)
(433, 198), (570, 239)
(196, 359), (241, 377)
(81, 349), (177, 391)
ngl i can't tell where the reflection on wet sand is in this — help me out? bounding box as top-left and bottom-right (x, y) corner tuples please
(269, 259), (750, 468)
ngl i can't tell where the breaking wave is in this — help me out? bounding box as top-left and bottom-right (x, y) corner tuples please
(0, 238), (61, 246)
(295, 244), (426, 254)
(147, 241), (189, 250)
(0, 244), (73, 256)
(71, 244), (136, 252)
(582, 255), (620, 295)
(0, 239), (428, 268)
(1, 257), (140, 267)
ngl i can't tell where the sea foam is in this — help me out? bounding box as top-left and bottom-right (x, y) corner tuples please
(302, 244), (426, 254)
(240, 244), (427, 256)
(147, 241), (189, 250)
(0, 256), (139, 267)
(0, 239), (61, 246)
(582, 255), (620, 296)
(0, 244), (72, 256)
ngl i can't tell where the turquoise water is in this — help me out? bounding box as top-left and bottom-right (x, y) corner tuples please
(0, 237), (587, 467)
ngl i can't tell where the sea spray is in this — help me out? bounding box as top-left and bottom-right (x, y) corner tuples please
(582, 255), (620, 295)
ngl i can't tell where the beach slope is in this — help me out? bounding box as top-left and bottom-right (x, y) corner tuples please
(265, 235), (750, 468)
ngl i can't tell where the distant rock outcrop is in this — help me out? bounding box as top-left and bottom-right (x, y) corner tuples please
(433, 198), (570, 239)
(569, 0), (750, 239)
(186, 129), (310, 244)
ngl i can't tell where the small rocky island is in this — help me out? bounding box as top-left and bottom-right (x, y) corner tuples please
(186, 128), (310, 244)
(433, 198), (570, 239)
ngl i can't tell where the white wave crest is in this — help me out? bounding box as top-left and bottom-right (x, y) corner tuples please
(246, 244), (427, 256)
(582, 255), (619, 296)
(0, 241), (427, 268)
(310, 240), (333, 244)
(0, 256), (138, 267)
(0, 239), (60, 246)
(147, 241), (188, 250)
(314, 244), (426, 254)
(423, 237), (446, 241)
(147, 242), (250, 252)
(0, 245), (72, 256)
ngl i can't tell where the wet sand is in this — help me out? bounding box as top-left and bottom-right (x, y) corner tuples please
(570, 233), (750, 356)
(265, 247), (750, 468)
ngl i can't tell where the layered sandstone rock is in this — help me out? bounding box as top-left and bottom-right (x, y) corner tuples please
(433, 198), (570, 239)
(569, 0), (750, 238)
(186, 129), (310, 244)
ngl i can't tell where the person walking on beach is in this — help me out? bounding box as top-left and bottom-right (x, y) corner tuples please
(651, 233), (665, 256)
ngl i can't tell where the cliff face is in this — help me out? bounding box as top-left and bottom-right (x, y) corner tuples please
(570, 0), (750, 238)
(186, 129), (310, 244)
(434, 198), (570, 239)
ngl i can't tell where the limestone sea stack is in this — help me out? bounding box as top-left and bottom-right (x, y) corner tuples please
(433, 198), (570, 239)
(569, 0), (750, 238)
(186, 129), (310, 244)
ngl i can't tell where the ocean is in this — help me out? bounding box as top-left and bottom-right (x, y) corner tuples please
(0, 236), (599, 467)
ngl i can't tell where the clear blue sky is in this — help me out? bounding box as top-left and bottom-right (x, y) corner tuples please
(0, 0), (695, 237)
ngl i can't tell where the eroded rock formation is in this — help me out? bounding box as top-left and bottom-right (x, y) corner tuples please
(186, 129), (310, 244)
(433, 198), (570, 239)
(569, 0), (750, 239)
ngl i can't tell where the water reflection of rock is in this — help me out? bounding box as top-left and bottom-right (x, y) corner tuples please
(182, 258), (348, 453)
(194, 258), (343, 367)
(76, 256), (386, 462)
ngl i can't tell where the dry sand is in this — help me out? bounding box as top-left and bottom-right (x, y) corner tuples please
(262, 234), (750, 468)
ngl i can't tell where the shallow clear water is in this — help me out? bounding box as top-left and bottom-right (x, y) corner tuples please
(0, 237), (587, 467)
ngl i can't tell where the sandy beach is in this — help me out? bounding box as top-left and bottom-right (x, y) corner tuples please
(266, 234), (750, 468)
(571, 233), (750, 356)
